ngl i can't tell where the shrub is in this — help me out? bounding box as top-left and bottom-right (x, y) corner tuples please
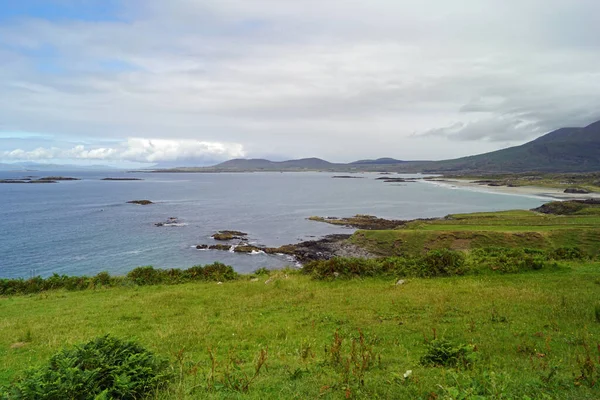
(1, 335), (171, 399)
(0, 262), (239, 296)
(254, 267), (271, 276)
(549, 246), (585, 261)
(127, 266), (162, 286)
(201, 262), (238, 281)
(420, 338), (477, 368)
(92, 271), (112, 287)
(417, 249), (467, 277)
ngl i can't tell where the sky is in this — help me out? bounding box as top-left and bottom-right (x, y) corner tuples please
(1, 0), (600, 167)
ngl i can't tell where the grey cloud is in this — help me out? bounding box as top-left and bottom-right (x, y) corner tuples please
(1, 0), (600, 162)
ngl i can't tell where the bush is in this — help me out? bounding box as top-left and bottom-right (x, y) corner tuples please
(303, 250), (467, 280)
(0, 263), (238, 296)
(127, 266), (162, 286)
(1, 335), (171, 399)
(420, 338), (477, 368)
(549, 246), (585, 261)
(201, 262), (238, 281)
(417, 249), (467, 277)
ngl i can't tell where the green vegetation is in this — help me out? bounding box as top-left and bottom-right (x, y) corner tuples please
(2, 335), (171, 399)
(0, 263), (237, 296)
(351, 201), (600, 258)
(1, 263), (600, 399)
(446, 172), (600, 192)
(301, 247), (574, 280)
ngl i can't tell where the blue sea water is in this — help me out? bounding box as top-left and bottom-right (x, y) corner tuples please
(0, 171), (547, 278)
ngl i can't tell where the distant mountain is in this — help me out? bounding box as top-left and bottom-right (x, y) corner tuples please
(350, 158), (405, 165)
(426, 119), (600, 173)
(154, 117), (600, 174)
(214, 157), (338, 170)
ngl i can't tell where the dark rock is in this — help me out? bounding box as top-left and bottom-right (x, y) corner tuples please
(155, 217), (183, 226)
(127, 200), (153, 205)
(102, 178), (144, 181)
(0, 179), (56, 184)
(332, 175), (364, 179)
(233, 245), (263, 253)
(307, 214), (406, 230)
(38, 176), (80, 181)
(288, 234), (375, 263)
(209, 244), (232, 251)
(196, 244), (209, 250)
(212, 230), (248, 240)
(564, 188), (591, 194)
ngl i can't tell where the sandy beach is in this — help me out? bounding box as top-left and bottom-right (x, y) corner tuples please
(423, 179), (600, 200)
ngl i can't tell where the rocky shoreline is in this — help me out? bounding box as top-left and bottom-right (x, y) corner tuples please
(307, 214), (406, 229)
(196, 233), (375, 263)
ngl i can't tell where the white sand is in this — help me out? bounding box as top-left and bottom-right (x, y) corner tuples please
(421, 179), (600, 200)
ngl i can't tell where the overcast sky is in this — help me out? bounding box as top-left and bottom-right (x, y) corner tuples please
(1, 0), (599, 166)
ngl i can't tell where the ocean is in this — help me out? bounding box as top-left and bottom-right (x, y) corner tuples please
(0, 171), (547, 278)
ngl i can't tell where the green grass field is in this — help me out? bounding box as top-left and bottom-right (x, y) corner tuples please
(351, 205), (600, 258)
(2, 266), (600, 399)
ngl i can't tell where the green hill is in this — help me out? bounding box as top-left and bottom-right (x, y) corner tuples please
(426, 119), (600, 173)
(214, 157), (339, 170)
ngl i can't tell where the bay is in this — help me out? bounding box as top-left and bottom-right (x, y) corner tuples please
(0, 171), (546, 278)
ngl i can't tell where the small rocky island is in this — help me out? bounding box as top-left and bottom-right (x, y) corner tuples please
(102, 178), (144, 181)
(127, 200), (153, 205)
(307, 214), (406, 229)
(155, 217), (183, 227)
(375, 177), (418, 183)
(0, 176), (80, 184)
(211, 230), (248, 240)
(332, 175), (364, 179)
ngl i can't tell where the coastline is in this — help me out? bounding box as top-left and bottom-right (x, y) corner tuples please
(423, 178), (600, 200)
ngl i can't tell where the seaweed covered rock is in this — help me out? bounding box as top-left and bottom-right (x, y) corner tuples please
(212, 230), (248, 240)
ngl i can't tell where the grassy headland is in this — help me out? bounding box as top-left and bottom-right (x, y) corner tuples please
(349, 201), (600, 258)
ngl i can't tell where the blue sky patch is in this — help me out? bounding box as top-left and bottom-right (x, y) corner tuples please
(0, 0), (123, 22)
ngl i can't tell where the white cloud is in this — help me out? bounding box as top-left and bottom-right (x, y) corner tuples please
(1, 138), (245, 165)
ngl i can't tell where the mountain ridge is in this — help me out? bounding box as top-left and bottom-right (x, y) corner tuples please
(154, 117), (600, 173)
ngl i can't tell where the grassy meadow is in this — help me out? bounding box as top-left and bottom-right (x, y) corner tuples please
(352, 206), (600, 258)
(1, 266), (600, 398)
(1, 202), (600, 399)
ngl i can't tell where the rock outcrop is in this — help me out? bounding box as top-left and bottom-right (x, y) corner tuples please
(127, 200), (153, 205)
